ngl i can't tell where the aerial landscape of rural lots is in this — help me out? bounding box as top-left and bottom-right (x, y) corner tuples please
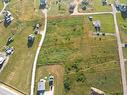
(0, 0), (127, 95)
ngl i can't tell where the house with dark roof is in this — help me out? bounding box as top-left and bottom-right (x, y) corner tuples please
(101, 0), (108, 6)
(40, 0), (46, 9)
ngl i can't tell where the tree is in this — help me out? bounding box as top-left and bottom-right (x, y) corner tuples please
(76, 72), (86, 83)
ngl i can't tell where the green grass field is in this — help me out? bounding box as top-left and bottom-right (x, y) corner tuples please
(35, 65), (64, 95)
(79, 0), (127, 13)
(47, 0), (73, 16)
(0, 0), (43, 94)
(84, 14), (115, 33)
(123, 48), (127, 59)
(117, 13), (127, 43)
(37, 15), (122, 95)
(0, 1), (3, 11)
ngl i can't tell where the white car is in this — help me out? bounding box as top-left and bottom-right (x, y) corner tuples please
(0, 56), (6, 65)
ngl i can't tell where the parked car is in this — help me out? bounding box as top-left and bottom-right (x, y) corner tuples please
(5, 47), (14, 55)
(0, 55), (6, 69)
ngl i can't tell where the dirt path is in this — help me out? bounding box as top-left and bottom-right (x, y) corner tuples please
(30, 8), (48, 95)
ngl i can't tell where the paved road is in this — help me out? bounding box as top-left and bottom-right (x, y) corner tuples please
(72, 11), (113, 16)
(112, 4), (127, 95)
(0, 2), (8, 16)
(30, 9), (48, 95)
(0, 85), (23, 95)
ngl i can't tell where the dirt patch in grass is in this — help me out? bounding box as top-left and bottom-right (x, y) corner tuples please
(35, 65), (64, 95)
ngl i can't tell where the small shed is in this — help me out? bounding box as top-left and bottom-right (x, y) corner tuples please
(37, 79), (46, 95)
(93, 20), (101, 32)
(90, 87), (105, 95)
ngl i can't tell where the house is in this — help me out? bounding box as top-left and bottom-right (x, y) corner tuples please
(115, 2), (127, 12)
(88, 16), (93, 21)
(28, 34), (35, 43)
(4, 11), (14, 25)
(69, 3), (75, 13)
(115, 4), (127, 19)
(101, 0), (108, 6)
(93, 20), (101, 32)
(3, 0), (10, 3)
(37, 79), (46, 95)
(40, 0), (46, 9)
(90, 87), (105, 95)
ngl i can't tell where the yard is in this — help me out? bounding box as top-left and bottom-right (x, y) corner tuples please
(0, 0), (44, 94)
(84, 14), (115, 33)
(0, 1), (3, 11)
(34, 65), (64, 95)
(47, 0), (73, 17)
(123, 48), (127, 59)
(78, 0), (127, 13)
(117, 13), (127, 43)
(37, 15), (122, 95)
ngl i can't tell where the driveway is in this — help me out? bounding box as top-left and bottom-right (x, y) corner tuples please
(0, 85), (23, 95)
(44, 86), (54, 95)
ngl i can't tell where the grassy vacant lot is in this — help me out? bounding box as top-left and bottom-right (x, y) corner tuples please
(47, 0), (73, 16)
(84, 14), (115, 33)
(0, 0), (43, 94)
(37, 16), (122, 95)
(117, 13), (127, 43)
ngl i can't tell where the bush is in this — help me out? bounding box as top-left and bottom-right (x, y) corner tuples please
(64, 77), (71, 91)
(76, 72), (86, 83)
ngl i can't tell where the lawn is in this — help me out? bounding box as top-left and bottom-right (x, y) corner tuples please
(79, 0), (112, 13)
(37, 16), (122, 95)
(84, 14), (115, 33)
(78, 0), (127, 13)
(34, 65), (64, 95)
(47, 0), (73, 17)
(117, 13), (127, 43)
(0, 0), (43, 94)
(0, 1), (3, 11)
(123, 48), (127, 59)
